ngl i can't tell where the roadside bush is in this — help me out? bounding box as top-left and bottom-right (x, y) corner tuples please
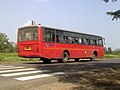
(104, 54), (119, 58)
(0, 56), (4, 61)
(0, 53), (40, 64)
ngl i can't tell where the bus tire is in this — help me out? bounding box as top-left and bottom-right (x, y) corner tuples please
(42, 58), (51, 64)
(90, 54), (96, 61)
(58, 59), (62, 63)
(75, 58), (79, 62)
(62, 52), (69, 63)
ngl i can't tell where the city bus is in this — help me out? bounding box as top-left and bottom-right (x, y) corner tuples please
(17, 23), (104, 63)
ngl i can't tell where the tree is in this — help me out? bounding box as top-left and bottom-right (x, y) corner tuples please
(104, 47), (108, 54)
(102, 0), (117, 3)
(0, 33), (9, 52)
(113, 49), (120, 54)
(104, 47), (113, 54)
(0, 33), (17, 53)
(102, 0), (120, 20)
(108, 47), (112, 54)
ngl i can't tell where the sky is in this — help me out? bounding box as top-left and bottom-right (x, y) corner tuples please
(0, 0), (120, 50)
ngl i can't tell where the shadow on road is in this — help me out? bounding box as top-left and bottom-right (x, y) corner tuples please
(24, 59), (120, 90)
(24, 59), (98, 64)
(24, 59), (120, 74)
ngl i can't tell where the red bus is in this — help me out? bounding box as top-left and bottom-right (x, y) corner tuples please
(17, 23), (104, 63)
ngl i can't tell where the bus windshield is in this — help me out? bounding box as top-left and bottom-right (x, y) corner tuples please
(18, 27), (38, 41)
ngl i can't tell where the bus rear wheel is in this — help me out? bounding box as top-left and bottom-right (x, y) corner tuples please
(75, 58), (79, 62)
(42, 58), (51, 64)
(62, 52), (69, 63)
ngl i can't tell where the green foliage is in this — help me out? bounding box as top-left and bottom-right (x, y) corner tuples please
(104, 54), (120, 58)
(102, 0), (120, 20)
(104, 47), (113, 54)
(107, 10), (120, 21)
(113, 49), (120, 54)
(102, 0), (117, 3)
(0, 56), (4, 61)
(0, 53), (40, 64)
(104, 47), (120, 58)
(0, 33), (17, 53)
(104, 47), (120, 54)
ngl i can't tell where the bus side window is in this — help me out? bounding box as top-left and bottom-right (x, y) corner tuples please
(96, 40), (99, 46)
(86, 39), (90, 45)
(95, 40), (98, 46)
(72, 37), (75, 44)
(45, 34), (50, 41)
(92, 40), (98, 46)
(43, 28), (55, 42)
(52, 35), (55, 42)
(56, 35), (59, 42)
(56, 30), (64, 43)
(98, 39), (103, 46)
(68, 37), (72, 43)
(83, 39), (88, 45)
(63, 36), (67, 43)
(90, 40), (94, 45)
(63, 36), (66, 43)
(74, 37), (79, 44)
(59, 35), (64, 43)
(78, 38), (82, 44)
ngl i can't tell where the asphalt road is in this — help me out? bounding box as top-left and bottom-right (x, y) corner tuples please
(0, 58), (120, 90)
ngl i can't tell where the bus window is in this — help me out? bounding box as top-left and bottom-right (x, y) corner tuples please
(83, 39), (88, 45)
(90, 39), (98, 46)
(63, 36), (69, 43)
(93, 40), (98, 46)
(86, 39), (90, 45)
(56, 35), (59, 42)
(98, 39), (103, 46)
(56, 30), (64, 43)
(68, 37), (72, 43)
(43, 28), (55, 42)
(78, 38), (82, 44)
(96, 40), (99, 46)
(74, 37), (79, 44)
(55, 35), (65, 43)
(90, 40), (94, 45)
(18, 27), (38, 41)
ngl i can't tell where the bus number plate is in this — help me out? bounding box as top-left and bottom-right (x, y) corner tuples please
(24, 46), (31, 50)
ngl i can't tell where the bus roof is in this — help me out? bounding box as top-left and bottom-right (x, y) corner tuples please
(18, 24), (104, 39)
(42, 25), (103, 39)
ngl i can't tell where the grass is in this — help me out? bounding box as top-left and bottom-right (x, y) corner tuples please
(104, 54), (120, 59)
(0, 53), (40, 64)
(0, 53), (120, 64)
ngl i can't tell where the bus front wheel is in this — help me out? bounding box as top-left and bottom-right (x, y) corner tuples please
(62, 52), (69, 63)
(90, 54), (96, 61)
